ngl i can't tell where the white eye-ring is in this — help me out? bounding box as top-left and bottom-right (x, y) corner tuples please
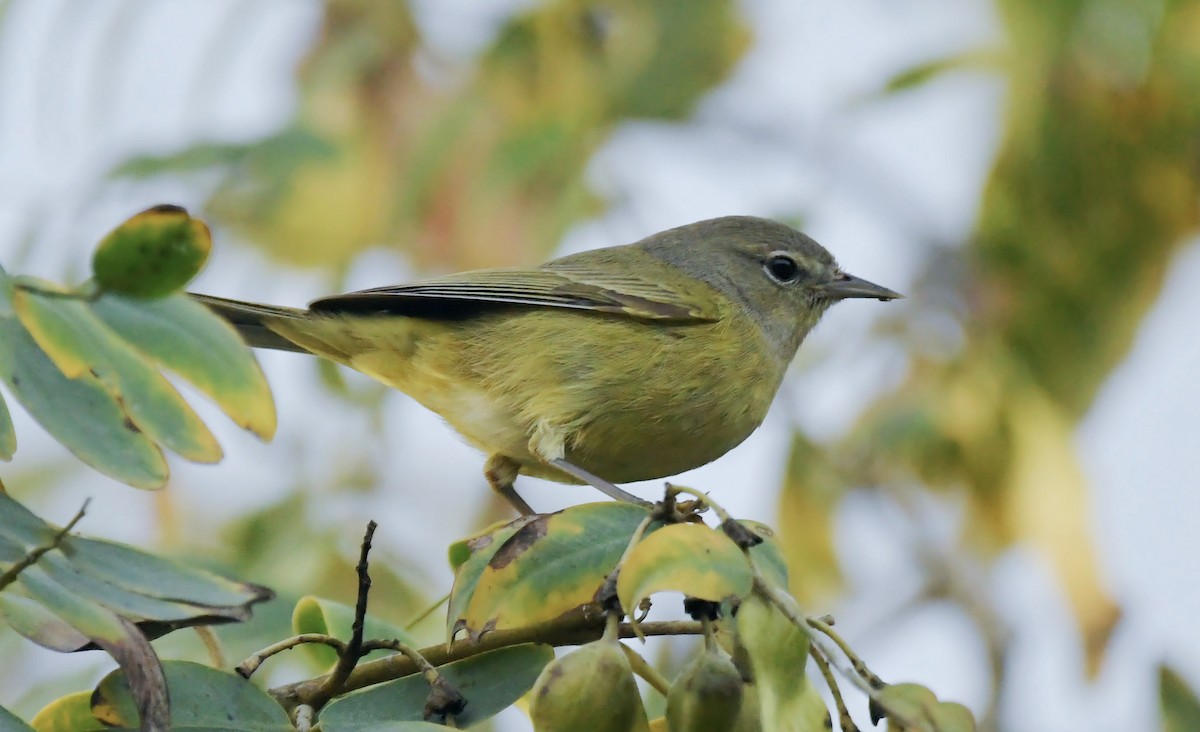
(764, 253), (802, 283)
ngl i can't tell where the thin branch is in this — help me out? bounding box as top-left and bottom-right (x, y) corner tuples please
(0, 499), (89, 591)
(236, 634), (348, 678)
(316, 521), (377, 704)
(367, 639), (465, 722)
(270, 618), (703, 714)
(811, 643), (859, 732)
(194, 626), (226, 669)
(807, 615), (884, 689)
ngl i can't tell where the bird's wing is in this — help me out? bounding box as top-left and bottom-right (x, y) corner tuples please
(307, 263), (721, 322)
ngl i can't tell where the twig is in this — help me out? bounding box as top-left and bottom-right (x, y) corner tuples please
(810, 644), (859, 732)
(0, 499), (89, 591)
(293, 705), (314, 732)
(807, 615), (883, 689)
(236, 634), (348, 678)
(194, 626), (226, 669)
(366, 639), (466, 722)
(316, 521), (377, 703)
(270, 618), (703, 714)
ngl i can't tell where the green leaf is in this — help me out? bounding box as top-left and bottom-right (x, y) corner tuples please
(12, 283), (222, 463)
(91, 660), (292, 731)
(320, 644), (553, 730)
(92, 293), (276, 439)
(0, 493), (273, 649)
(446, 516), (538, 641)
(458, 502), (653, 638)
(1161, 665), (1200, 732)
(63, 535), (270, 610)
(736, 590), (827, 731)
(930, 701), (977, 731)
(0, 313), (167, 488)
(328, 720), (453, 724)
(0, 703), (35, 731)
(91, 205), (211, 299)
(616, 522), (752, 615)
(741, 521), (789, 591)
(0, 391), (15, 461)
(869, 682), (939, 730)
(292, 595), (416, 668)
(0, 592), (90, 652)
(16, 566), (169, 730)
(29, 691), (104, 732)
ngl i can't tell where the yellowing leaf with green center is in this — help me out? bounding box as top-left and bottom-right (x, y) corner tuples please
(12, 283), (221, 463)
(292, 595), (416, 668)
(92, 293), (276, 439)
(461, 502), (652, 638)
(0, 313), (167, 487)
(30, 691), (104, 732)
(616, 523), (752, 616)
(92, 205), (211, 299)
(446, 515), (538, 641)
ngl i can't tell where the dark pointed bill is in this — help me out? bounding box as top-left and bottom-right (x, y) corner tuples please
(813, 272), (902, 301)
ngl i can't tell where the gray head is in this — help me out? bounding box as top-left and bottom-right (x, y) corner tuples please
(639, 215), (900, 362)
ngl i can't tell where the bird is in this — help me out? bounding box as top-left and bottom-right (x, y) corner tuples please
(194, 216), (899, 514)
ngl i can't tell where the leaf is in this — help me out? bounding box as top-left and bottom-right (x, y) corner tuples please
(0, 592), (90, 652)
(616, 523), (752, 615)
(12, 283), (222, 463)
(0, 312), (167, 488)
(292, 595), (416, 668)
(736, 590), (827, 732)
(0, 390), (14, 461)
(1161, 665), (1200, 732)
(16, 566), (169, 730)
(0, 703), (35, 731)
(458, 503), (653, 638)
(29, 694), (102, 732)
(0, 492), (274, 648)
(446, 516), (538, 641)
(91, 660), (292, 731)
(869, 683), (938, 730)
(91, 293), (276, 439)
(320, 644), (553, 730)
(930, 701), (977, 732)
(92, 205), (211, 299)
(741, 521), (789, 591)
(29, 691), (105, 732)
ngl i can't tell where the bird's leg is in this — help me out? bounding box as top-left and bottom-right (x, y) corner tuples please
(484, 454), (537, 516)
(549, 458), (653, 508)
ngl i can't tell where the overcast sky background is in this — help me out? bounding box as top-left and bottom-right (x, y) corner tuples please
(0, 1), (1197, 730)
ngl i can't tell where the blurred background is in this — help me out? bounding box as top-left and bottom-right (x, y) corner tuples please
(1, 0), (1198, 730)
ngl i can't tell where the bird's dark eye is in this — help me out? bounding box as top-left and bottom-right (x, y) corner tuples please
(764, 253), (802, 283)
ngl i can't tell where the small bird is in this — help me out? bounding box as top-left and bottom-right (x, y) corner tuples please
(195, 216), (899, 514)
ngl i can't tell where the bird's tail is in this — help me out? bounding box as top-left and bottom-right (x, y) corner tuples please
(190, 293), (312, 354)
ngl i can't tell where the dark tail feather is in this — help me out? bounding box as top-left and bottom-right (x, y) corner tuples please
(190, 293), (312, 354)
